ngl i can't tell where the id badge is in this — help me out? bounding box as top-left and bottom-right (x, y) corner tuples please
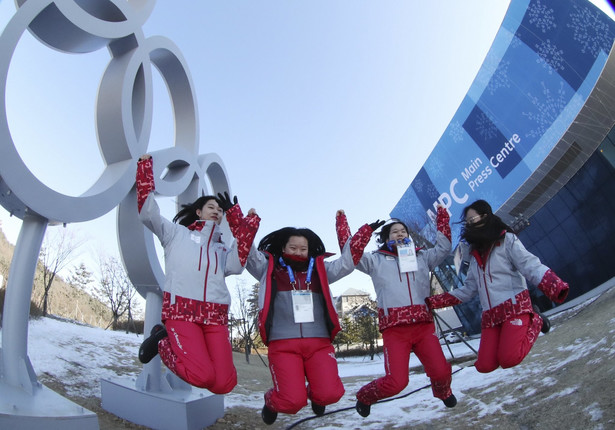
(291, 290), (314, 323)
(397, 243), (418, 273)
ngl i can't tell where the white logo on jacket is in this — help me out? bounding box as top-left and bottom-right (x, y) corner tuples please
(170, 328), (187, 354)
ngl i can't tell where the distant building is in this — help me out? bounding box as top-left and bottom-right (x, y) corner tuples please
(335, 288), (371, 316)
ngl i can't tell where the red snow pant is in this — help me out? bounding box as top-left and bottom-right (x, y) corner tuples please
(357, 322), (452, 405)
(475, 312), (541, 373)
(264, 337), (345, 414)
(158, 320), (237, 394)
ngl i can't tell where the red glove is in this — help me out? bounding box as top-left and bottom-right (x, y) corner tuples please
(425, 292), (462, 310)
(136, 157), (155, 213)
(436, 206), (451, 242)
(335, 211), (351, 251)
(226, 204), (260, 267)
(349, 223), (372, 265)
(538, 269), (569, 304)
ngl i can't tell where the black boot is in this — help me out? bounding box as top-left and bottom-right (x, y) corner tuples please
(533, 305), (551, 334)
(261, 405), (278, 425)
(443, 394), (457, 408)
(311, 402), (325, 416)
(138, 324), (167, 363)
(356, 400), (371, 417)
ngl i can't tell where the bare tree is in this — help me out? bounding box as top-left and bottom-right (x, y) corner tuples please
(39, 227), (84, 316)
(96, 256), (136, 330)
(230, 280), (261, 364)
(0, 254), (9, 288)
(124, 274), (140, 333)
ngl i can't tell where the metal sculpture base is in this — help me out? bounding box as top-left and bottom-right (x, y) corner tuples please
(101, 376), (224, 430)
(0, 379), (98, 430)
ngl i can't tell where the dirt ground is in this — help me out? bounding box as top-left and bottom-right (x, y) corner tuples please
(43, 285), (615, 429)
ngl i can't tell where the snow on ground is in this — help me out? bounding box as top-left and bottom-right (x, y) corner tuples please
(0, 298), (598, 429)
(23, 318), (143, 398)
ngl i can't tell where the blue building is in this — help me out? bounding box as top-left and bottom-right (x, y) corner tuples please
(390, 0), (615, 334)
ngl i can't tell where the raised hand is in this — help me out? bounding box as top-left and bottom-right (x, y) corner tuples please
(368, 219), (385, 231)
(217, 191), (238, 211)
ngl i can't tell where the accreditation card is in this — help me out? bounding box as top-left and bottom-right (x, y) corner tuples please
(291, 290), (314, 323)
(397, 241), (418, 273)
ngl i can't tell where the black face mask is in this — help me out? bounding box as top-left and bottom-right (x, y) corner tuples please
(462, 217), (506, 251)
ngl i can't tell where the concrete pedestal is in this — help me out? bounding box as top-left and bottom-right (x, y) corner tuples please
(0, 381), (99, 430)
(101, 377), (224, 430)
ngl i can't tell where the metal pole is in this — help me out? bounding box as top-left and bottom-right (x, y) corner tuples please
(1, 213), (47, 393)
(432, 312), (478, 356)
(135, 290), (163, 392)
(433, 311), (455, 360)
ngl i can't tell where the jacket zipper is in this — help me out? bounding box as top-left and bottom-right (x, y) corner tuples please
(298, 277), (304, 338)
(480, 246), (494, 309)
(406, 273), (413, 305)
(203, 227), (216, 297)
(482, 269), (492, 309)
(473, 244), (495, 309)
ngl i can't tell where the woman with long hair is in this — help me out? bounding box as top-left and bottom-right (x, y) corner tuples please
(246, 215), (377, 425)
(136, 154), (259, 394)
(338, 206), (457, 417)
(426, 200), (569, 374)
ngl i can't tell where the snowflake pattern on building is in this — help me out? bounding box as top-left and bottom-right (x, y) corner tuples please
(399, 199), (427, 223)
(567, 3), (612, 57)
(413, 177), (425, 194)
(510, 34), (523, 50)
(448, 121), (464, 143)
(476, 112), (498, 141)
(531, 95), (584, 163)
(487, 60), (511, 96)
(535, 39), (565, 75)
(426, 156), (446, 178)
(522, 81), (568, 139)
(526, 0), (557, 34)
(416, 179), (440, 202)
(475, 53), (499, 91)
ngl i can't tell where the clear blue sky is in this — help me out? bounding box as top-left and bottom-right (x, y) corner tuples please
(1, 1), (613, 300)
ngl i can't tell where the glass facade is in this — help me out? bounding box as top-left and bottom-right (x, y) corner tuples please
(519, 148), (615, 303)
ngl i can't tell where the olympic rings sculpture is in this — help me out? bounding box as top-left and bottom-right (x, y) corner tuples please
(0, 0), (230, 295)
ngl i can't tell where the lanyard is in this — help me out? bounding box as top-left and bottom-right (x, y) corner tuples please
(387, 237), (411, 251)
(279, 257), (315, 290)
